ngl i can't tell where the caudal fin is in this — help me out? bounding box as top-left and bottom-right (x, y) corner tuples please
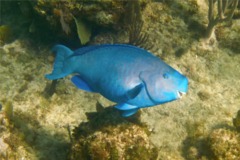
(45, 45), (74, 80)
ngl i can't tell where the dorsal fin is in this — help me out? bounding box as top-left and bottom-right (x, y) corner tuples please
(72, 45), (100, 56)
(71, 44), (148, 57)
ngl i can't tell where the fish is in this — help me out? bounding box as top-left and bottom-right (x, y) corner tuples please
(45, 44), (188, 117)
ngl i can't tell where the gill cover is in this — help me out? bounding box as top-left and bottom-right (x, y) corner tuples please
(140, 70), (175, 104)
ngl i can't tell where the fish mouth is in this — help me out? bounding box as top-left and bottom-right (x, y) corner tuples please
(177, 91), (186, 99)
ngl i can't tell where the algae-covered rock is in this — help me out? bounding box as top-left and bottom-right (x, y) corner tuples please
(1, 1), (150, 46)
(34, 0), (149, 29)
(215, 20), (240, 53)
(208, 128), (240, 160)
(68, 105), (158, 160)
(33, 0), (150, 44)
(182, 119), (240, 160)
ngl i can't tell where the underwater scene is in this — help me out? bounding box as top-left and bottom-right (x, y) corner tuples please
(0, 0), (240, 159)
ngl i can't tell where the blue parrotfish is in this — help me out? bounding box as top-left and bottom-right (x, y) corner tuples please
(45, 44), (188, 117)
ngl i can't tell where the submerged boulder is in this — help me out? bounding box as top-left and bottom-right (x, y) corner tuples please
(207, 128), (240, 160)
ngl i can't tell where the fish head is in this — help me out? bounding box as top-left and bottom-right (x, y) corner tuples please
(140, 66), (188, 104)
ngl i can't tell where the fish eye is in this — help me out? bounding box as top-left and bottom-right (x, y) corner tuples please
(163, 73), (169, 79)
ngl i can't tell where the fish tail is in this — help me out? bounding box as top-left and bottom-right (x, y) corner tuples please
(45, 45), (74, 80)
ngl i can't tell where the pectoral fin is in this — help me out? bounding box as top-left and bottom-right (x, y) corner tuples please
(126, 83), (143, 100)
(115, 103), (138, 110)
(71, 75), (94, 92)
(114, 103), (139, 117)
(122, 108), (139, 117)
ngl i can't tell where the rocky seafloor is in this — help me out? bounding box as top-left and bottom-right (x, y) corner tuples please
(0, 1), (240, 160)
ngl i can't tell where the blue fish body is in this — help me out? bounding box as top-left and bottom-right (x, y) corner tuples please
(46, 44), (188, 117)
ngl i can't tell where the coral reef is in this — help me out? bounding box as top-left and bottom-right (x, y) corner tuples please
(68, 104), (158, 160)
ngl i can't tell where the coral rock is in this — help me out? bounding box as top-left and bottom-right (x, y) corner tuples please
(68, 107), (158, 160)
(208, 128), (240, 160)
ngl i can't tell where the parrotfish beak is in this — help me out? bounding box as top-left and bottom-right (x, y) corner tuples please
(177, 91), (186, 99)
(176, 76), (188, 99)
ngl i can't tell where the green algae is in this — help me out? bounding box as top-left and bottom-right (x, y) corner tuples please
(4, 101), (14, 122)
(18, 83), (29, 93)
(233, 110), (240, 132)
(125, 145), (158, 160)
(73, 16), (91, 45)
(23, 73), (34, 82)
(197, 90), (211, 101)
(0, 25), (12, 45)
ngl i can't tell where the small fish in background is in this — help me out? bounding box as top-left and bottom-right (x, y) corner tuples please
(45, 44), (188, 117)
